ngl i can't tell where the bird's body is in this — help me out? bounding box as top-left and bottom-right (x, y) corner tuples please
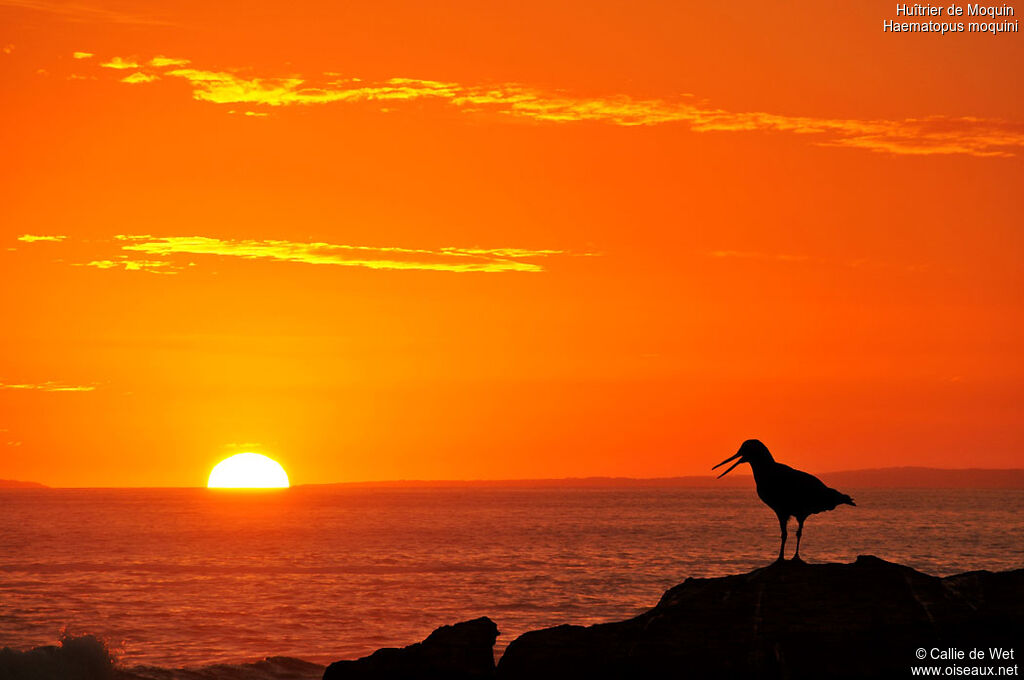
(714, 439), (855, 561)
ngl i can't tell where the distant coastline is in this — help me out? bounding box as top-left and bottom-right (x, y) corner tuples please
(7, 468), (1023, 489)
(302, 467), (1024, 489)
(0, 479), (48, 489)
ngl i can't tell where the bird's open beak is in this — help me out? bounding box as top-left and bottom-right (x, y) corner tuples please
(712, 452), (744, 479)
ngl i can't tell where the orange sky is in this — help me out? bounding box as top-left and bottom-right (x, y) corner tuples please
(1, 0), (1021, 487)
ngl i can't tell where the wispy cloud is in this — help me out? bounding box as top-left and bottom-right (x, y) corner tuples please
(2, 44), (14, 55)
(100, 56), (139, 69)
(15, 233), (583, 274)
(78, 258), (180, 273)
(708, 249), (928, 273)
(0, 381), (96, 392)
(710, 250), (810, 262)
(17, 234), (66, 242)
(114, 235), (569, 273)
(149, 55), (188, 67)
(74, 55), (1024, 158)
(121, 72), (157, 84)
(72, 51), (92, 59)
(0, 0), (171, 25)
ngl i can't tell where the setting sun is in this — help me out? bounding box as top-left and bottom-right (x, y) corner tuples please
(207, 453), (290, 489)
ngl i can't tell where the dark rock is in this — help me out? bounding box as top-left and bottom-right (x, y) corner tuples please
(496, 556), (1024, 680)
(323, 616), (499, 680)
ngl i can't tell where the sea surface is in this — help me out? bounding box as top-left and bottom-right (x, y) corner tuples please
(1, 486), (1022, 676)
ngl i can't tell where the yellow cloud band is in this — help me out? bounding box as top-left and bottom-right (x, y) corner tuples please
(114, 235), (559, 273)
(74, 56), (1024, 158)
(17, 233), (581, 274)
(0, 381), (96, 392)
(17, 234), (67, 242)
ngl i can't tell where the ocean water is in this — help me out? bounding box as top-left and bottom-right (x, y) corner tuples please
(1, 486), (1022, 676)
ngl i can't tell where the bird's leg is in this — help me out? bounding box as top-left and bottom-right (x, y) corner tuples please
(793, 518), (805, 562)
(776, 514), (788, 562)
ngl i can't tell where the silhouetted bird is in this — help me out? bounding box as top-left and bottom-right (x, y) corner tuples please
(713, 439), (855, 561)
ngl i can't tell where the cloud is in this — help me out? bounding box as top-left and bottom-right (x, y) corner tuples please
(17, 234), (66, 242)
(121, 72), (157, 84)
(72, 51), (92, 59)
(78, 258), (180, 273)
(112, 235), (570, 273)
(149, 55), (189, 67)
(2, 44), (14, 55)
(710, 250), (811, 262)
(75, 56), (1024, 158)
(0, 0), (171, 25)
(440, 247), (566, 258)
(156, 69), (459, 111)
(707, 249), (928, 273)
(0, 381), (96, 392)
(100, 56), (139, 69)
(15, 232), (579, 273)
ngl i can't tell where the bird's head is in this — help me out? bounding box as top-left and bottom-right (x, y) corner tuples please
(712, 439), (773, 478)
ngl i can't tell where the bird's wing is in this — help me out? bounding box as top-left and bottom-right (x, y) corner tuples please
(776, 463), (854, 512)
(776, 463), (831, 493)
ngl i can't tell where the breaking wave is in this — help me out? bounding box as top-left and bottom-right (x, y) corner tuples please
(0, 634), (324, 680)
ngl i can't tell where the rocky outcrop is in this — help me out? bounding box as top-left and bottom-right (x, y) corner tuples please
(323, 617), (499, 680)
(495, 556), (1024, 679)
(319, 557), (1022, 679)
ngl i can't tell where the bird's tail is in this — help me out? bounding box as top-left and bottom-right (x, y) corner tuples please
(829, 488), (856, 507)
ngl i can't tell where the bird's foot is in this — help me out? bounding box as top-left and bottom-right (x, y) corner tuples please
(790, 554), (805, 564)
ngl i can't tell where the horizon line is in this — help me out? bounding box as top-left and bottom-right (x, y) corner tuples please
(5, 465), (1024, 490)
